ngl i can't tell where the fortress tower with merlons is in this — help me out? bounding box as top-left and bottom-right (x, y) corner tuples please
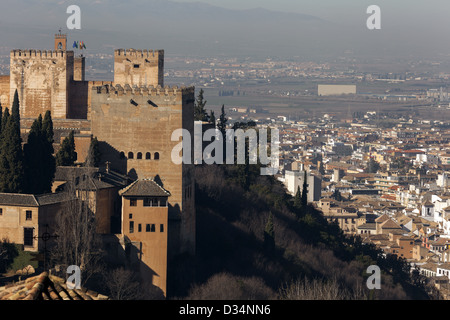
(0, 32), (196, 295)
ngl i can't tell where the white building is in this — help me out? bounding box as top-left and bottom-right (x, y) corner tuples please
(284, 169), (322, 203)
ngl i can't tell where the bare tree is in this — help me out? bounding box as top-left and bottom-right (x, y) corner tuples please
(103, 267), (141, 300)
(50, 167), (104, 286)
(278, 276), (368, 300)
(186, 272), (276, 300)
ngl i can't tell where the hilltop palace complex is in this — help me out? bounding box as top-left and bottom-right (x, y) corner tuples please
(0, 32), (196, 296)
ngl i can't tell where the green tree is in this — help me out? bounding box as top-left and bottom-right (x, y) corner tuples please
(293, 186), (302, 210)
(0, 108), (25, 193)
(23, 113), (56, 194)
(209, 110), (216, 125)
(42, 110), (54, 148)
(1, 108), (9, 132)
(264, 211), (275, 252)
(301, 170), (308, 206)
(11, 89), (20, 126)
(41, 111), (56, 192)
(85, 137), (101, 167)
(217, 104), (227, 137)
(367, 158), (380, 173)
(332, 189), (343, 201)
(56, 131), (77, 166)
(24, 115), (44, 193)
(0, 101), (3, 136)
(194, 89), (209, 121)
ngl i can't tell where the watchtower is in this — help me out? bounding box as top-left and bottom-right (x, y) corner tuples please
(54, 30), (67, 51)
(114, 49), (164, 88)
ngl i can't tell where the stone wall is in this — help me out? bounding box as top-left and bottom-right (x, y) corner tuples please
(0, 75), (10, 108)
(9, 50), (74, 119)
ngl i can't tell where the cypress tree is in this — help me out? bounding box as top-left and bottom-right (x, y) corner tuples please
(11, 90), (20, 125)
(194, 89), (209, 121)
(41, 111), (56, 193)
(301, 170), (308, 207)
(264, 211), (275, 252)
(56, 131), (77, 166)
(24, 116), (44, 193)
(85, 137), (101, 167)
(0, 102), (2, 136)
(23, 112), (55, 194)
(42, 110), (54, 148)
(217, 104), (227, 137)
(1, 108), (9, 132)
(293, 185), (302, 210)
(209, 110), (215, 125)
(0, 110), (25, 193)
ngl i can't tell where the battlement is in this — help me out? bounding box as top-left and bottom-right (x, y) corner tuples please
(114, 49), (164, 59)
(92, 84), (194, 97)
(10, 49), (74, 59)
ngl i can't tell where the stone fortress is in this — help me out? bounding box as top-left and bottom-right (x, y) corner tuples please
(0, 31), (196, 297)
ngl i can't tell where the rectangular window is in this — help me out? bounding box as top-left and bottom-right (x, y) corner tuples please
(138, 224), (142, 232)
(26, 210), (32, 221)
(160, 199), (167, 207)
(152, 198), (158, 207)
(133, 64), (140, 68)
(160, 224), (164, 232)
(129, 221), (134, 233)
(129, 213), (133, 219)
(146, 224), (150, 232)
(0, 208), (3, 215)
(143, 198), (151, 207)
(24, 228), (34, 246)
(150, 224), (155, 232)
(130, 198), (137, 207)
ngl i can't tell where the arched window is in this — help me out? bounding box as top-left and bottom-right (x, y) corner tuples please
(137, 152), (142, 159)
(154, 152), (160, 160)
(146, 152), (151, 160)
(128, 152), (134, 159)
(120, 152), (125, 159)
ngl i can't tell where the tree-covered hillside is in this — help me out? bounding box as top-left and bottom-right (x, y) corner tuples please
(168, 163), (438, 300)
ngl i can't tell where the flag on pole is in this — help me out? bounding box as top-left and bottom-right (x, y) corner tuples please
(73, 41), (77, 49)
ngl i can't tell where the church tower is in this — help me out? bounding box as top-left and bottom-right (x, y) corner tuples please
(54, 30), (67, 51)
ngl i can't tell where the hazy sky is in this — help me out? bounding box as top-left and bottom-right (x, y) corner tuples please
(171, 0), (450, 19)
(1, 0), (449, 61)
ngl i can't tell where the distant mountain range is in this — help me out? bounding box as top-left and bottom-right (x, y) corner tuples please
(0, 0), (448, 61)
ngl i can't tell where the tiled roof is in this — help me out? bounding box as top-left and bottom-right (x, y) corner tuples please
(380, 219), (402, 230)
(357, 222), (376, 230)
(0, 272), (109, 300)
(0, 192), (72, 207)
(375, 214), (390, 223)
(35, 192), (72, 206)
(119, 179), (171, 197)
(0, 193), (38, 206)
(55, 166), (129, 190)
(54, 166), (99, 181)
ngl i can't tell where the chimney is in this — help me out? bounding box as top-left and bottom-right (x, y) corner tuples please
(105, 161), (110, 173)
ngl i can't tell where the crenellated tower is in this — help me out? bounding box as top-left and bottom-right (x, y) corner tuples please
(9, 49), (74, 119)
(114, 49), (164, 88)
